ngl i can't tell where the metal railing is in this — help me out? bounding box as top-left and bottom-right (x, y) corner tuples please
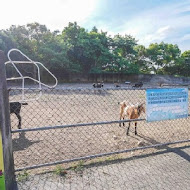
(6, 49), (58, 102)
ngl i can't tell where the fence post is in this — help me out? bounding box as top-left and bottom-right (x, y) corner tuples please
(0, 50), (16, 190)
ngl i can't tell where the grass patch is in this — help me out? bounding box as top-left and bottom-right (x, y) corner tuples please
(54, 165), (67, 177)
(17, 170), (29, 182)
(71, 160), (85, 173)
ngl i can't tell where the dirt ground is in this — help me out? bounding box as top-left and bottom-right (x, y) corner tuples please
(9, 84), (190, 170)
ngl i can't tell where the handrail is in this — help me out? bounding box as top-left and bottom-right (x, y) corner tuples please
(5, 61), (58, 89)
(5, 49), (58, 102)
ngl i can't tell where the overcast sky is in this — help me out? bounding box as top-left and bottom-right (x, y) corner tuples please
(1, 0), (190, 52)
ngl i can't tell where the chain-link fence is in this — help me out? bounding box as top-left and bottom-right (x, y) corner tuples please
(15, 142), (190, 190)
(9, 86), (190, 172)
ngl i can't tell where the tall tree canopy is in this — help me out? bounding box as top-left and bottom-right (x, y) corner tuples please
(0, 22), (190, 79)
(146, 42), (181, 74)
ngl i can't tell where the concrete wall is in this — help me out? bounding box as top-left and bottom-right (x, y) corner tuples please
(66, 73), (190, 85)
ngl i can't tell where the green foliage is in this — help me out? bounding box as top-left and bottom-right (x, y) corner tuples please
(54, 165), (67, 177)
(146, 42), (181, 74)
(71, 160), (85, 173)
(174, 50), (190, 77)
(1, 22), (190, 78)
(17, 170), (29, 182)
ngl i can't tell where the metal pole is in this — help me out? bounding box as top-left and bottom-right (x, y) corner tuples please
(0, 51), (16, 190)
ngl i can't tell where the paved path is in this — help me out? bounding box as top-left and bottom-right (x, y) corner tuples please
(16, 144), (190, 190)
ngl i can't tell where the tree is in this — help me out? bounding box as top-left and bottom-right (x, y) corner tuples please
(111, 34), (138, 73)
(61, 22), (112, 74)
(146, 42), (181, 74)
(172, 50), (190, 77)
(0, 30), (16, 54)
(134, 45), (151, 73)
(1, 22), (190, 79)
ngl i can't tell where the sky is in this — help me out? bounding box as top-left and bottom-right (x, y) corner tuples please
(1, 0), (190, 52)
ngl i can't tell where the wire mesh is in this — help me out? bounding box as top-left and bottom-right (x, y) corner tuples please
(9, 86), (190, 189)
(16, 142), (190, 190)
(9, 87), (190, 169)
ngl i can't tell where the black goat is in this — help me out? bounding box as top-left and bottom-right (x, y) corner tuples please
(10, 102), (28, 129)
(133, 82), (143, 88)
(93, 82), (104, 88)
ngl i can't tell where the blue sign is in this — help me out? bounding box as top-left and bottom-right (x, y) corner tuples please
(146, 88), (188, 122)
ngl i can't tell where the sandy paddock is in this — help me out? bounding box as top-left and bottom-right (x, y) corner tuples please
(10, 86), (190, 170)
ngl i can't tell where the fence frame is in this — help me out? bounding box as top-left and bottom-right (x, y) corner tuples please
(0, 51), (15, 190)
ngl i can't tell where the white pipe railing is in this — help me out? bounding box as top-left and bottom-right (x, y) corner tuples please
(5, 49), (58, 102)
